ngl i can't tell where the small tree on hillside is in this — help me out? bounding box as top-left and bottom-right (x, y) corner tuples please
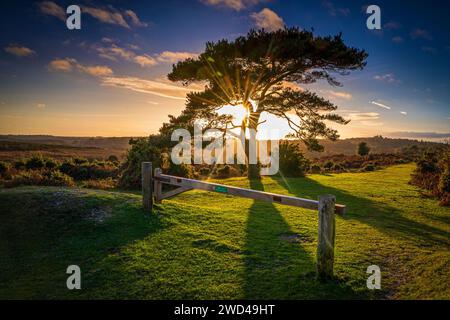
(358, 142), (370, 157)
(168, 27), (368, 178)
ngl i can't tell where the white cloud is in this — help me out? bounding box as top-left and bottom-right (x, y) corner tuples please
(48, 58), (76, 72)
(344, 112), (380, 121)
(410, 28), (432, 40)
(400, 111), (407, 115)
(371, 101), (391, 110)
(4, 44), (35, 57)
(97, 45), (196, 67)
(392, 36), (404, 44)
(322, 1), (350, 16)
(373, 73), (399, 83)
(48, 58), (113, 77)
(201, 0), (261, 11)
(82, 6), (130, 28)
(133, 54), (158, 67)
(326, 90), (352, 100)
(81, 6), (148, 29)
(124, 10), (148, 27)
(38, 1), (65, 21)
(100, 76), (200, 100)
(250, 8), (284, 32)
(36, 103), (46, 109)
(77, 64), (113, 77)
(384, 21), (401, 30)
(156, 51), (199, 63)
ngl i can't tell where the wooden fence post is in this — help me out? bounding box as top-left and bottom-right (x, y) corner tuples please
(316, 194), (336, 279)
(142, 162), (152, 213)
(154, 168), (162, 204)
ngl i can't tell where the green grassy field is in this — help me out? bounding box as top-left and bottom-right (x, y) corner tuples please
(0, 164), (448, 299)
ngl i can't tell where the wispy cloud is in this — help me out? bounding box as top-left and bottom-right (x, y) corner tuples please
(124, 10), (148, 27)
(384, 21), (401, 30)
(342, 111), (380, 121)
(421, 46), (438, 54)
(156, 51), (199, 63)
(4, 44), (35, 57)
(48, 58), (76, 72)
(48, 58), (113, 77)
(38, 1), (65, 21)
(201, 0), (261, 11)
(325, 90), (352, 100)
(371, 101), (392, 110)
(36, 103), (46, 109)
(392, 36), (404, 44)
(373, 73), (400, 84)
(100, 76), (200, 100)
(81, 6), (147, 29)
(250, 8), (284, 32)
(96, 44), (197, 67)
(400, 111), (407, 115)
(322, 1), (350, 16)
(95, 44), (157, 67)
(410, 28), (432, 40)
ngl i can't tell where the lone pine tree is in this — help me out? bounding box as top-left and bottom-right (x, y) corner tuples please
(168, 27), (368, 178)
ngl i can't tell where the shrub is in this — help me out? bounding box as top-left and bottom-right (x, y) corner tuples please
(119, 135), (170, 189)
(168, 163), (195, 178)
(216, 165), (231, 178)
(107, 155), (119, 162)
(324, 161), (334, 170)
(333, 163), (344, 172)
(73, 158), (89, 165)
(310, 164), (321, 174)
(0, 161), (9, 176)
(438, 167), (450, 194)
(199, 167), (211, 176)
(26, 154), (45, 170)
(363, 164), (375, 172)
(278, 141), (310, 177)
(357, 142), (370, 157)
(45, 159), (58, 170)
(14, 160), (26, 170)
(4, 170), (75, 188)
(59, 161), (75, 175)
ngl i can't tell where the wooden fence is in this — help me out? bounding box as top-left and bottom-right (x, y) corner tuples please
(141, 162), (345, 279)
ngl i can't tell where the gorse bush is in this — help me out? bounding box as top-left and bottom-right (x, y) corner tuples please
(0, 161), (8, 176)
(4, 170), (75, 188)
(410, 150), (450, 206)
(278, 141), (310, 177)
(26, 154), (45, 170)
(14, 160), (26, 170)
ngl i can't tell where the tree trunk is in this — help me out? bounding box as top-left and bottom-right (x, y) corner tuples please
(246, 111), (261, 179)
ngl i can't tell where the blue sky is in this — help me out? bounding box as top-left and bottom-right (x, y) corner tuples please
(0, 0), (449, 138)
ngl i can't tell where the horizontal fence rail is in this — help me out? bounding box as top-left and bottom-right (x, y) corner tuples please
(154, 172), (346, 215)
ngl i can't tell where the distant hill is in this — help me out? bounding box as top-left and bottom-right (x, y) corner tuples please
(294, 136), (449, 158)
(0, 135), (133, 161)
(0, 134), (448, 162)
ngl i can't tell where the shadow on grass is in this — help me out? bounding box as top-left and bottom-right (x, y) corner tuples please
(271, 176), (450, 248)
(243, 179), (365, 299)
(0, 188), (165, 298)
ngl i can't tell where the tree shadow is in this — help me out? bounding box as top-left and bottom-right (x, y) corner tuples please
(270, 176), (450, 248)
(243, 179), (366, 299)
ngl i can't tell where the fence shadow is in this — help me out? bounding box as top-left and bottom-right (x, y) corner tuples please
(270, 176), (450, 248)
(243, 179), (364, 299)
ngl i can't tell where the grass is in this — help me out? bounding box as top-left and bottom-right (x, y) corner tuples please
(0, 164), (448, 299)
